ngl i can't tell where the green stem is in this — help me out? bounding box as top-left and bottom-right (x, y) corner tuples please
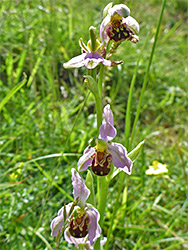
(94, 177), (109, 250)
(98, 64), (104, 98)
(93, 67), (108, 250)
(95, 94), (102, 132)
(86, 70), (102, 132)
(88, 68), (97, 81)
(98, 40), (111, 99)
(98, 177), (109, 227)
(104, 172), (124, 250)
(93, 84), (104, 250)
(92, 41), (113, 250)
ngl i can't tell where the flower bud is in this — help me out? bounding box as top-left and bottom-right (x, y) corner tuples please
(103, 2), (113, 18)
(87, 26), (101, 53)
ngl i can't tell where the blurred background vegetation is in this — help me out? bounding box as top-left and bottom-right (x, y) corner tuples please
(0, 0), (188, 249)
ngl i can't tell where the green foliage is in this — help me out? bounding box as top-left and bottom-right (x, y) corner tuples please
(0, 0), (187, 249)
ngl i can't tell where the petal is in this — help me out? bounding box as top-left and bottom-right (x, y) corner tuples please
(84, 57), (104, 69)
(107, 142), (133, 175)
(123, 16), (139, 35)
(50, 203), (73, 237)
(78, 147), (95, 172)
(99, 104), (117, 141)
(64, 227), (105, 250)
(99, 123), (117, 141)
(71, 168), (90, 206)
(50, 215), (64, 237)
(101, 237), (107, 246)
(101, 58), (112, 67)
(87, 206), (101, 245)
(108, 4), (130, 17)
(63, 53), (86, 68)
(84, 53), (111, 69)
(145, 167), (155, 175)
(111, 60), (124, 66)
(64, 228), (86, 247)
(104, 104), (114, 125)
(100, 15), (111, 45)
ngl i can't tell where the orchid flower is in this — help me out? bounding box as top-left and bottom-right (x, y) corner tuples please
(78, 104), (133, 176)
(100, 4), (139, 46)
(63, 26), (122, 69)
(50, 169), (101, 248)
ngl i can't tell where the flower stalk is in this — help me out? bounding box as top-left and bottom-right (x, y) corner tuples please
(84, 75), (102, 132)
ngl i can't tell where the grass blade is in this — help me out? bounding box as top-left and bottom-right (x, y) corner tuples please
(124, 37), (148, 150)
(27, 47), (45, 87)
(14, 49), (27, 84)
(129, 0), (167, 149)
(0, 74), (27, 111)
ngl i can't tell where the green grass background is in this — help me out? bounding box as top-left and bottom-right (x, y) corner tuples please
(0, 0), (188, 249)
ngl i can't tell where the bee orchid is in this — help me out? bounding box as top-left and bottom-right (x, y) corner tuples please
(50, 169), (101, 248)
(78, 105), (133, 176)
(100, 4), (139, 46)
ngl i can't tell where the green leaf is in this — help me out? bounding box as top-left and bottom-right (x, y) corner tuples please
(127, 140), (145, 162)
(84, 75), (99, 98)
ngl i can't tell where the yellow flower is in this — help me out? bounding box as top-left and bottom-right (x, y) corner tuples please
(146, 161), (168, 175)
(9, 162), (23, 180)
(9, 172), (18, 181)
